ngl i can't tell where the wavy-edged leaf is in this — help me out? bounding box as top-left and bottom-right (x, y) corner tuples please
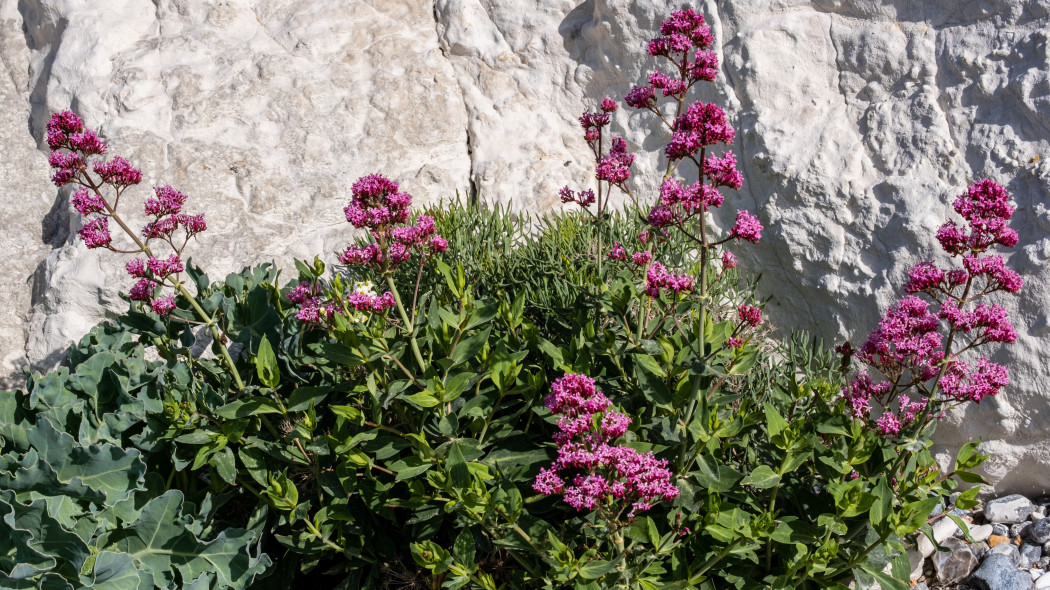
(107, 490), (270, 588)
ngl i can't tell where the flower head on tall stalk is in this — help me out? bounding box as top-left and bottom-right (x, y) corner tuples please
(45, 110), (244, 390)
(316, 173), (447, 370)
(841, 179), (1022, 438)
(48, 111), (207, 316)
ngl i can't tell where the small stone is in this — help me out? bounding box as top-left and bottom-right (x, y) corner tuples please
(1035, 513), (1047, 522)
(913, 583), (930, 590)
(1023, 543), (1044, 563)
(1032, 520), (1050, 544)
(991, 535), (1013, 547)
(1037, 573), (1050, 589)
(991, 542), (1023, 566)
(987, 495), (1036, 524)
(1013, 523), (1032, 538)
(974, 542), (992, 560)
(1033, 570), (1046, 581)
(972, 524), (995, 544)
(996, 524), (1013, 536)
(909, 550), (925, 582)
(1037, 506), (1048, 517)
(970, 553), (1035, 590)
(1039, 556), (1050, 569)
(933, 537), (979, 584)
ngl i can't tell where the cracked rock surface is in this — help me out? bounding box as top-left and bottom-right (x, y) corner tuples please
(2, 0), (1048, 492)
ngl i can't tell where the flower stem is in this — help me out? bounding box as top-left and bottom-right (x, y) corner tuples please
(386, 275), (427, 372)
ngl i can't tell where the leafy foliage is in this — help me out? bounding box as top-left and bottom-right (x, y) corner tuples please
(0, 329), (270, 589)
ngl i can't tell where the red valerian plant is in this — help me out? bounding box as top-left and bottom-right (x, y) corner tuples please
(842, 179), (1021, 436)
(47, 110), (245, 390)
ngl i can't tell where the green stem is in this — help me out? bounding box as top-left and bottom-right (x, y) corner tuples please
(478, 389), (506, 444)
(303, 517), (349, 554)
(688, 537), (742, 585)
(386, 275), (427, 372)
(612, 528), (629, 589)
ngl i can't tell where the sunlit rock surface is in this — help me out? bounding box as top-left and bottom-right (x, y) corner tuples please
(3, 0), (1048, 492)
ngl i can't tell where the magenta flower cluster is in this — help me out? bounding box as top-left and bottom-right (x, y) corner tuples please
(338, 174), (448, 271)
(534, 374), (679, 518)
(285, 281), (395, 326)
(844, 179), (1022, 436)
(559, 96), (636, 215)
(47, 110), (206, 316)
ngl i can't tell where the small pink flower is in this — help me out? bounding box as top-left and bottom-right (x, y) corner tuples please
(93, 156), (142, 187)
(737, 304), (762, 327)
(722, 251), (737, 269)
(729, 210), (763, 243)
(70, 188), (106, 215)
(151, 295), (176, 316)
(78, 217), (112, 249)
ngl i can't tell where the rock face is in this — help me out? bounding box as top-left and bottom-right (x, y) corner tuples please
(1, 1), (1048, 492)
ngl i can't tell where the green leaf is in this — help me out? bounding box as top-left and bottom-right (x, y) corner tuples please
(955, 470), (989, 484)
(451, 328), (491, 366)
(954, 486), (981, 510)
(764, 403), (789, 441)
(255, 336), (280, 388)
(770, 517), (822, 544)
(577, 555), (622, 580)
(213, 397), (284, 419)
(86, 551), (152, 589)
(947, 513), (975, 543)
(452, 529), (476, 569)
(634, 354), (666, 378)
(286, 387), (331, 412)
(740, 465), (781, 489)
(895, 497), (941, 536)
(870, 478), (893, 531)
(402, 391), (441, 409)
(209, 447), (237, 486)
(2, 418), (146, 503)
(108, 490), (270, 587)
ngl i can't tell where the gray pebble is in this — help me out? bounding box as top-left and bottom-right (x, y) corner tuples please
(995, 523), (1011, 536)
(971, 553), (1034, 590)
(1022, 543), (1044, 563)
(987, 494), (1037, 524)
(1013, 522), (1032, 538)
(1030, 519), (1050, 544)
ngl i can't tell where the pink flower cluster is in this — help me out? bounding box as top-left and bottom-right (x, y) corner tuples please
(286, 281), (395, 326)
(338, 174), (447, 272)
(47, 111), (206, 317)
(534, 373), (679, 518)
(665, 101), (735, 162)
(936, 180), (1018, 255)
(124, 254), (186, 315)
(142, 186), (207, 242)
(631, 9), (718, 103)
(645, 263), (695, 298)
(842, 179), (1022, 436)
(559, 97), (636, 214)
